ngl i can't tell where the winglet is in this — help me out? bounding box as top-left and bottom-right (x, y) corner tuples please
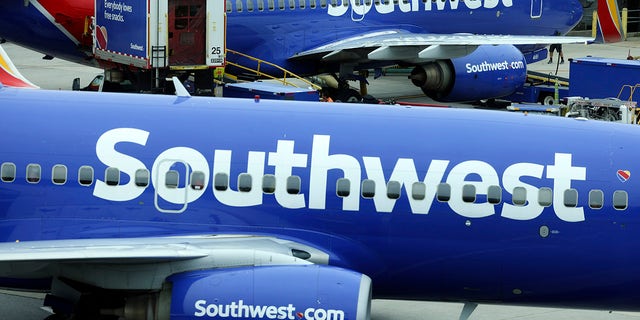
(172, 76), (191, 97)
(0, 44), (39, 89)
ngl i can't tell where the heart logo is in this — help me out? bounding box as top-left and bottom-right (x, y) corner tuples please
(96, 26), (108, 49)
(617, 170), (631, 182)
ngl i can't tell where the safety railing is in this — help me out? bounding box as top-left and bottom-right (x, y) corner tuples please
(615, 84), (640, 124)
(225, 49), (321, 90)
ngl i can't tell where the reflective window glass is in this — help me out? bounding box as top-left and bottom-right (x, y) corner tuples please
(337, 178), (350, 197)
(52, 165), (67, 185)
(78, 166), (94, 186)
(27, 164), (41, 184)
(362, 179), (375, 198)
(589, 189), (604, 209)
(1, 163), (16, 182)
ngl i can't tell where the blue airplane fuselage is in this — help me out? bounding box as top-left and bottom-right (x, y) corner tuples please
(1, 86), (640, 310)
(0, 0), (584, 70)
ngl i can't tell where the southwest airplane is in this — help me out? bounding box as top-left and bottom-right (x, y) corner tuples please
(0, 0), (593, 101)
(2, 46), (640, 319)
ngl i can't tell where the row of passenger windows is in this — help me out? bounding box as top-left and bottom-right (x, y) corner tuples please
(1, 162), (629, 211)
(226, 0), (437, 12)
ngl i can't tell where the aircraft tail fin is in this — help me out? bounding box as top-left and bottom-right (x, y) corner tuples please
(0, 44), (39, 89)
(593, 0), (624, 43)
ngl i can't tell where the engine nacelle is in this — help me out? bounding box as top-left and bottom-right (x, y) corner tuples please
(410, 44), (527, 102)
(168, 265), (372, 320)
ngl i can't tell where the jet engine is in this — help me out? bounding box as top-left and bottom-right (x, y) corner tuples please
(410, 44), (527, 102)
(169, 265), (372, 320)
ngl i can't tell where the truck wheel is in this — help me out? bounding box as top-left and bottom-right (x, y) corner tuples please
(542, 95), (555, 105)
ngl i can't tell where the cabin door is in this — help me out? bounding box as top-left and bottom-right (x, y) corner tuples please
(154, 159), (190, 213)
(531, 0), (543, 18)
(168, 0), (207, 65)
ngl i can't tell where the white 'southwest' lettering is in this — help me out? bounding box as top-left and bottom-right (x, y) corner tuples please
(94, 128), (149, 201)
(446, 161), (500, 218)
(193, 299), (345, 320)
(328, 0), (513, 17)
(466, 60), (525, 73)
(267, 139), (308, 209)
(93, 130), (588, 222)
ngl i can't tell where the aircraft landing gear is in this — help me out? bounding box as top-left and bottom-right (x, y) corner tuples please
(321, 72), (366, 103)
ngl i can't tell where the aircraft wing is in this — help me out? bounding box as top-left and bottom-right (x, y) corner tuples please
(0, 44), (38, 88)
(292, 30), (593, 62)
(0, 235), (327, 290)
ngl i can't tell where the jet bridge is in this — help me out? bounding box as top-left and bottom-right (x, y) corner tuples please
(92, 0), (226, 93)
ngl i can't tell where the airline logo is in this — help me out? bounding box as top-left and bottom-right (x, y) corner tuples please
(465, 60), (525, 73)
(617, 170), (630, 182)
(194, 300), (345, 320)
(328, 0), (514, 17)
(93, 129), (588, 222)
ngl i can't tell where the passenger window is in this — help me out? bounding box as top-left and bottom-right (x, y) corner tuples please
(52, 165), (67, 185)
(236, 0), (243, 12)
(247, 0), (254, 11)
(257, 0), (264, 11)
(538, 187), (553, 207)
(262, 174), (276, 193)
(588, 189), (604, 209)
(238, 173), (252, 192)
(226, 1), (232, 12)
(1, 162), (16, 182)
(336, 178), (350, 197)
(437, 183), (450, 202)
(487, 185), (501, 204)
(320, 0), (327, 8)
(361, 179), (375, 198)
(165, 170), (179, 188)
(78, 166), (94, 186)
(411, 182), (426, 200)
(310, 0), (316, 8)
(512, 187), (526, 206)
(462, 184), (475, 203)
(300, 0), (306, 9)
(387, 181), (401, 199)
(613, 190), (628, 210)
(26, 164), (41, 184)
(564, 189), (578, 207)
(191, 171), (205, 190)
(287, 175), (301, 194)
(105, 167), (120, 186)
(214, 173), (229, 191)
(269, 0), (275, 10)
(279, 0), (285, 10)
(135, 169), (149, 187)
(289, 0), (295, 9)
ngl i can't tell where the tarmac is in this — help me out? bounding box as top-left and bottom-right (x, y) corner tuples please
(5, 39), (640, 319)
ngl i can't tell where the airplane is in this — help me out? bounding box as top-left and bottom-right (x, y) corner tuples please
(0, 0), (594, 102)
(3, 50), (640, 319)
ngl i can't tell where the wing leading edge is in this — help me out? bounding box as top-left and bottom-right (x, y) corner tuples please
(0, 235), (329, 290)
(292, 30), (593, 63)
